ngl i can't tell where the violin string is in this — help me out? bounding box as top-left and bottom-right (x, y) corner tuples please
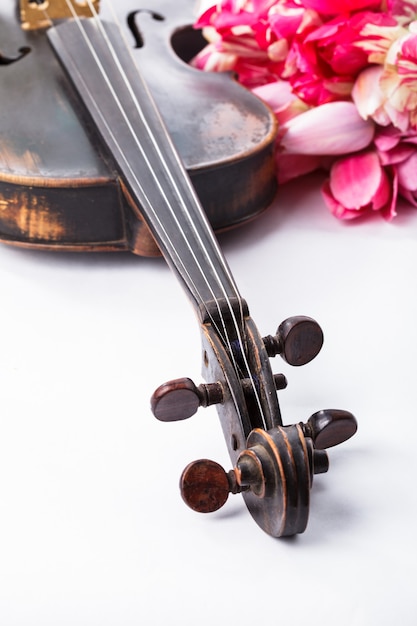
(61, 0), (242, 379)
(59, 2), (223, 329)
(54, 0), (268, 431)
(83, 0), (249, 372)
(35, 4), (253, 433)
(94, 1), (269, 430)
(102, 0), (246, 329)
(45, 0), (244, 411)
(69, 0), (268, 432)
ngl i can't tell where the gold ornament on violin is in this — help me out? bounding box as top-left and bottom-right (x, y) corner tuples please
(20, 0), (100, 30)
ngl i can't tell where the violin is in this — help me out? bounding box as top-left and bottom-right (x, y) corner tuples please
(0, 0), (357, 537)
(1, 0), (277, 254)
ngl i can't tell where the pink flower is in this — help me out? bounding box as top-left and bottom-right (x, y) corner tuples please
(193, 0), (322, 87)
(192, 33), (274, 85)
(353, 24), (417, 130)
(276, 153), (326, 183)
(386, 0), (417, 25)
(300, 0), (382, 15)
(193, 1), (417, 221)
(275, 101), (375, 183)
(284, 11), (397, 106)
(279, 101), (375, 154)
(352, 65), (410, 130)
(381, 26), (417, 124)
(252, 79), (309, 124)
(396, 151), (417, 203)
(354, 20), (406, 64)
(322, 150), (397, 219)
(375, 125), (417, 205)
(322, 124), (417, 220)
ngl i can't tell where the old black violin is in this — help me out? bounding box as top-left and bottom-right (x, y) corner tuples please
(0, 0), (277, 253)
(0, 0), (357, 537)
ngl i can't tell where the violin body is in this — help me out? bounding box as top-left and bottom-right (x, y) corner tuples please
(0, 0), (277, 255)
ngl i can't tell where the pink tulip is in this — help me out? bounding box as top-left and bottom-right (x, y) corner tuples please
(279, 101), (375, 154)
(192, 1), (417, 221)
(275, 101), (375, 184)
(252, 80), (309, 124)
(396, 152), (417, 204)
(276, 153), (325, 183)
(374, 125), (417, 205)
(300, 0), (382, 15)
(322, 151), (397, 219)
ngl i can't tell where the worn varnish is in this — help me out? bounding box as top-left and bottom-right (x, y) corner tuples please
(0, 0), (277, 253)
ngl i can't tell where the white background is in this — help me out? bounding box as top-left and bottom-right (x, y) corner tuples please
(0, 173), (416, 625)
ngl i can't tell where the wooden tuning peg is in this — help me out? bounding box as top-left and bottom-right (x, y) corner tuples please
(151, 377), (224, 422)
(302, 409), (358, 449)
(179, 424), (331, 535)
(263, 316), (324, 366)
(180, 459), (240, 513)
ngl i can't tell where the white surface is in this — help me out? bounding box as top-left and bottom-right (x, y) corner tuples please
(0, 174), (416, 625)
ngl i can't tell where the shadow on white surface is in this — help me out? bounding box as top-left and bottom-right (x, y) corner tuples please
(0, 175), (416, 625)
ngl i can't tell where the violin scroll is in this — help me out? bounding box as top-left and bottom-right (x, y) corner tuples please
(179, 411), (356, 536)
(152, 312), (357, 537)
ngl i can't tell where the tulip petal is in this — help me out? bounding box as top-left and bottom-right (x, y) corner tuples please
(374, 126), (402, 151)
(352, 66), (385, 120)
(252, 81), (309, 124)
(301, 0), (381, 14)
(280, 102), (375, 155)
(378, 144), (415, 165)
(252, 80), (294, 111)
(276, 153), (323, 184)
(396, 151), (417, 190)
(371, 168), (391, 210)
(329, 152), (383, 210)
(322, 180), (363, 219)
(383, 168), (398, 220)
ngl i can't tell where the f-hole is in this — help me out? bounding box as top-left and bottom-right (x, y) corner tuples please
(170, 27), (206, 64)
(127, 10), (165, 49)
(126, 9), (206, 64)
(0, 47), (31, 66)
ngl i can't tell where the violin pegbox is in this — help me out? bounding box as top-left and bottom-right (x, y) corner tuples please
(151, 312), (357, 537)
(179, 410), (356, 537)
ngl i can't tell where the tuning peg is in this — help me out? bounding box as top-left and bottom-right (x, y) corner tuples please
(180, 424), (332, 536)
(301, 409), (358, 449)
(151, 377), (224, 422)
(263, 316), (324, 366)
(180, 459), (240, 513)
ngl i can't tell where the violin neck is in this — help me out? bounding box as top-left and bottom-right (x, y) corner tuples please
(47, 18), (242, 321)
